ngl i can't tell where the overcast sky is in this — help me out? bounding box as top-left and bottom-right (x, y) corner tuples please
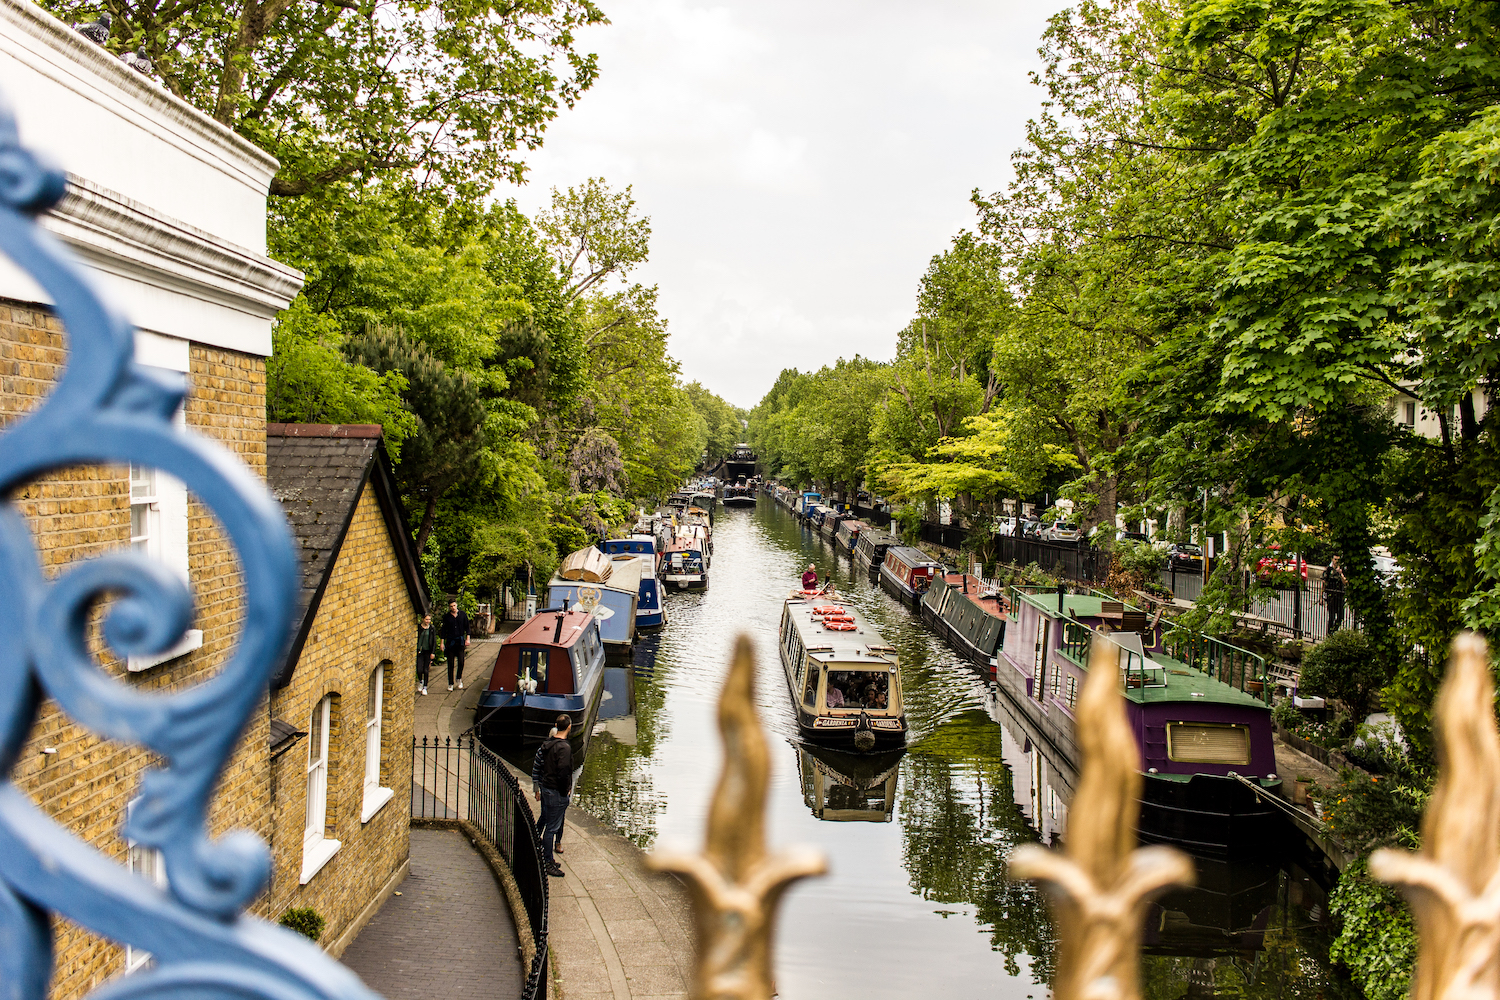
(504, 0), (1072, 410)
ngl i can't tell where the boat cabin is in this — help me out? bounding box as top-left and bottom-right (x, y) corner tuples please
(853, 528), (898, 569)
(777, 597), (906, 751)
(921, 571), (1007, 670)
(834, 518), (865, 553)
(545, 559), (643, 661)
(877, 545), (944, 607)
(600, 537), (667, 629)
(476, 608), (608, 750)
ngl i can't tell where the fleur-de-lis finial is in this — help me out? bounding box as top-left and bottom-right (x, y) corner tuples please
(1369, 632), (1500, 1000)
(1009, 636), (1195, 1000)
(649, 635), (826, 1000)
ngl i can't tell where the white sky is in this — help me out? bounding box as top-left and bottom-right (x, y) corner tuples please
(503, 0), (1072, 410)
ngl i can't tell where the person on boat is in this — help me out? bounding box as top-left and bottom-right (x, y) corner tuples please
(415, 613), (436, 696)
(826, 685), (845, 708)
(534, 714), (573, 877)
(802, 564), (818, 590)
(440, 598), (470, 691)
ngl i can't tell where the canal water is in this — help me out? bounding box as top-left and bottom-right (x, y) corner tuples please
(572, 502), (1356, 1000)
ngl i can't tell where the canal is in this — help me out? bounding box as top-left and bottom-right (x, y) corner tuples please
(572, 502), (1356, 1000)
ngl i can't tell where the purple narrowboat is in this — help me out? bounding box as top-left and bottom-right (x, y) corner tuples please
(995, 586), (1280, 857)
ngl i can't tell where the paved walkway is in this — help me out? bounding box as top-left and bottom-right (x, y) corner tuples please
(341, 828), (523, 999)
(413, 628), (698, 1000)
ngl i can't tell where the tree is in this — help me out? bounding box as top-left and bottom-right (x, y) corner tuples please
(39, 0), (606, 198)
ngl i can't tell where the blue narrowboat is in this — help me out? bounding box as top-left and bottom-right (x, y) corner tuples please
(475, 608), (607, 753)
(546, 560), (642, 663)
(601, 535), (668, 630)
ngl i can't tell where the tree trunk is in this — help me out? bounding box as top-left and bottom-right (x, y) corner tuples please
(414, 492), (440, 555)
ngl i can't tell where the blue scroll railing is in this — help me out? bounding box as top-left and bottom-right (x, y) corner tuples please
(0, 93), (382, 1000)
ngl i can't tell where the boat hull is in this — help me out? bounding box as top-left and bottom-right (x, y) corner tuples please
(475, 679), (606, 757)
(877, 564), (924, 608)
(919, 598), (1001, 673)
(1138, 773), (1283, 859)
(721, 495), (757, 507)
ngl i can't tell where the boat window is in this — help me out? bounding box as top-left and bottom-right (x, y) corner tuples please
(802, 662), (820, 707)
(519, 647), (548, 690)
(1065, 675), (1078, 710)
(825, 670), (890, 710)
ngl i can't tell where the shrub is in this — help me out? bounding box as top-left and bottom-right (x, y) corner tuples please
(1313, 766), (1427, 854)
(1328, 863), (1417, 1000)
(1111, 538), (1164, 576)
(1300, 629), (1390, 721)
(279, 907), (326, 942)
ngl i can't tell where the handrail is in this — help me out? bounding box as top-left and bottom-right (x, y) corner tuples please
(1162, 628), (1271, 703)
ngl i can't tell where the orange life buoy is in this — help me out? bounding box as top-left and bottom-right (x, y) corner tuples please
(823, 621), (857, 631)
(812, 605), (845, 615)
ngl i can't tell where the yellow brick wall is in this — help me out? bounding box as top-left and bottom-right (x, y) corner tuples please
(0, 301), (408, 997)
(267, 482), (416, 944)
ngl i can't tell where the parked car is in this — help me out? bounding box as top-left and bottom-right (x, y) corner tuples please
(1166, 543), (1204, 572)
(1255, 544), (1308, 582)
(1046, 521), (1082, 543)
(1022, 520), (1045, 540)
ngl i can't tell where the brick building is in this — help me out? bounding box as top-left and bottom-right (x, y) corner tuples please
(264, 423), (427, 954)
(0, 0), (416, 994)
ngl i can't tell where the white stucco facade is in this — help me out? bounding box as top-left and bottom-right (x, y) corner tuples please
(0, 0), (302, 359)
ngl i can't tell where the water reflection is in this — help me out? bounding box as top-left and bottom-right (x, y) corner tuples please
(566, 502), (1351, 999)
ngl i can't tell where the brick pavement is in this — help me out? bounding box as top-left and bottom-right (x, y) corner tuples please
(341, 828), (523, 999)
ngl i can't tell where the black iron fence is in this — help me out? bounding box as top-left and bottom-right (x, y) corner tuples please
(1155, 570), (1355, 641)
(411, 736), (549, 999)
(988, 535), (1103, 583)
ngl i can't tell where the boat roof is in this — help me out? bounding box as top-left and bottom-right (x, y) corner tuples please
(839, 519), (867, 531)
(885, 545), (942, 567)
(782, 597), (899, 667)
(549, 557), (643, 593)
(503, 608), (593, 648)
(859, 529), (899, 546)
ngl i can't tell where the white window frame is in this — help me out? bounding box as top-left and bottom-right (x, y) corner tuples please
(126, 360), (201, 671)
(124, 797), (166, 973)
(361, 666), (394, 822)
(300, 695), (340, 883)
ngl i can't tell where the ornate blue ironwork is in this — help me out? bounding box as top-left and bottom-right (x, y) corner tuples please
(0, 92), (380, 1000)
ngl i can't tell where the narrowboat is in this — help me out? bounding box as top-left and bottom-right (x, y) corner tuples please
(796, 491), (823, 518)
(920, 571), (1007, 671)
(545, 560), (642, 664)
(663, 531), (709, 589)
(690, 490), (717, 517)
(777, 595), (907, 751)
(817, 508), (845, 542)
(665, 492), (690, 513)
(796, 744), (904, 822)
(834, 518), (865, 554)
(722, 477), (757, 507)
(853, 527), (898, 571)
(877, 545), (943, 608)
(996, 586), (1280, 856)
(474, 608), (607, 754)
(600, 536), (668, 630)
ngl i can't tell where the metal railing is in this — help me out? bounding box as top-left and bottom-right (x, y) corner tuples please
(411, 736), (549, 999)
(1163, 629), (1271, 703)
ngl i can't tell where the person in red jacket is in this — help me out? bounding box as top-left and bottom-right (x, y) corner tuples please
(801, 564), (818, 590)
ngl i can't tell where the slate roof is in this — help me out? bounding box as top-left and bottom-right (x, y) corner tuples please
(269, 717), (306, 759)
(266, 423), (429, 688)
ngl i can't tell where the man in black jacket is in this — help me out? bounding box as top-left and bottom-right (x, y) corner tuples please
(534, 714), (573, 876)
(440, 599), (469, 691)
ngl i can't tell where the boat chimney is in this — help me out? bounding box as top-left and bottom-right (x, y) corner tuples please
(963, 574), (969, 594)
(554, 613), (565, 643)
(1057, 582), (1065, 614)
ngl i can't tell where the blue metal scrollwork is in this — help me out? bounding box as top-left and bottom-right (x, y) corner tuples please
(0, 93), (380, 1000)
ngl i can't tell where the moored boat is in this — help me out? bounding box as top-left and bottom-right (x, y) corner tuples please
(816, 508), (844, 542)
(834, 518), (865, 553)
(877, 545), (943, 607)
(852, 527), (898, 571)
(474, 607), (607, 754)
(600, 535), (668, 630)
(545, 554), (641, 663)
(997, 586), (1280, 856)
(722, 476), (757, 507)
(777, 595), (907, 751)
(920, 571), (1007, 672)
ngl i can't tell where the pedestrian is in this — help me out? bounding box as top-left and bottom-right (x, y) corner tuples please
(415, 612), (436, 696)
(531, 725), (563, 854)
(441, 598), (470, 691)
(1324, 556), (1347, 631)
(533, 714), (573, 876)
(801, 563), (818, 590)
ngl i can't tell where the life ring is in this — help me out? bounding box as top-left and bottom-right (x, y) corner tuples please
(821, 613), (854, 623)
(823, 621), (857, 631)
(812, 606), (845, 615)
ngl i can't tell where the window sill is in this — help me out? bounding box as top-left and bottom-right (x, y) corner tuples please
(128, 629), (203, 672)
(360, 785), (394, 824)
(299, 837), (341, 884)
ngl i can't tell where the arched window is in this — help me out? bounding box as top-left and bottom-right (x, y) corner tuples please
(301, 694), (341, 883)
(361, 664), (394, 822)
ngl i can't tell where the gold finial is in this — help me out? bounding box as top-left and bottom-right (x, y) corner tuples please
(649, 635), (827, 1000)
(1009, 636), (1195, 1000)
(1369, 632), (1500, 1000)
